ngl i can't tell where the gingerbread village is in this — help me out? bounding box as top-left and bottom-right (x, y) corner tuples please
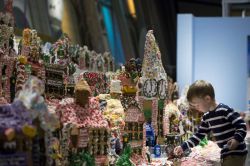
(0, 2), (222, 166)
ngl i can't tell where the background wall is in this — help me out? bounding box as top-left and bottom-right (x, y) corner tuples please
(177, 14), (250, 111)
(62, 0), (81, 44)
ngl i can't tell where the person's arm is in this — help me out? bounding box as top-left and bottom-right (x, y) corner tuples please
(225, 108), (247, 143)
(181, 116), (211, 151)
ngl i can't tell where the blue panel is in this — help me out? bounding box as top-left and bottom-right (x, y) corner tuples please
(177, 14), (194, 93)
(101, 4), (125, 64)
(113, 13), (125, 64)
(177, 14), (250, 111)
(193, 17), (250, 111)
(101, 6), (114, 54)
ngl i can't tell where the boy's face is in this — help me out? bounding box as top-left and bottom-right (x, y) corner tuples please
(189, 96), (212, 113)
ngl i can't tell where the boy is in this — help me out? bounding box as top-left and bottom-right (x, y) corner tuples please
(174, 80), (247, 166)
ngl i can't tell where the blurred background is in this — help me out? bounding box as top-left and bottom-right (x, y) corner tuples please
(0, 0), (227, 80)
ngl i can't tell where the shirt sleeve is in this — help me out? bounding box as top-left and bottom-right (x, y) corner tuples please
(181, 116), (211, 151)
(225, 108), (247, 142)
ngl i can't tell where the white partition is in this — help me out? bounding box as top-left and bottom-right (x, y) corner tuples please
(177, 14), (250, 111)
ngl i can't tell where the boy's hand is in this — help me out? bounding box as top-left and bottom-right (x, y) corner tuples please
(227, 139), (239, 150)
(174, 146), (184, 156)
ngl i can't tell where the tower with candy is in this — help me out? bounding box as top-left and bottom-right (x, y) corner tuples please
(138, 30), (168, 146)
(16, 28), (46, 96)
(0, 1), (16, 103)
(0, 0), (14, 50)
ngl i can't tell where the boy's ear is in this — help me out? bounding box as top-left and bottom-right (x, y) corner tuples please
(204, 95), (211, 101)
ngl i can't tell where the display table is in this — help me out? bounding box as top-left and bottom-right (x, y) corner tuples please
(120, 138), (249, 166)
(146, 158), (172, 166)
(136, 141), (220, 166)
(134, 157), (172, 166)
(178, 141), (220, 166)
(171, 141), (220, 166)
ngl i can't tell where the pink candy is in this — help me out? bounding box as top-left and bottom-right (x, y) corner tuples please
(56, 98), (108, 129)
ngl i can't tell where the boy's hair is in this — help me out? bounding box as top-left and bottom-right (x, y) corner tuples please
(187, 80), (215, 101)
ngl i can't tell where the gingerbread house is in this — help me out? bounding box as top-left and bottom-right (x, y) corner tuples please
(0, 77), (53, 166)
(80, 71), (109, 96)
(45, 64), (66, 97)
(117, 58), (142, 96)
(0, 101), (34, 166)
(45, 63), (75, 98)
(56, 97), (110, 165)
(124, 104), (145, 155)
(44, 35), (83, 98)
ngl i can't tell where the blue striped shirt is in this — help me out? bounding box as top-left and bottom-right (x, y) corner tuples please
(181, 103), (248, 158)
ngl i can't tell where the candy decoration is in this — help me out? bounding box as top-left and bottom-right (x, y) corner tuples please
(103, 98), (125, 130)
(22, 124), (37, 138)
(121, 95), (138, 110)
(60, 123), (71, 165)
(0, 56), (15, 102)
(16, 64), (28, 93)
(0, 55), (2, 96)
(44, 132), (54, 166)
(18, 55), (28, 65)
(4, 128), (15, 141)
(82, 72), (108, 96)
(56, 97), (109, 129)
(22, 28), (31, 47)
